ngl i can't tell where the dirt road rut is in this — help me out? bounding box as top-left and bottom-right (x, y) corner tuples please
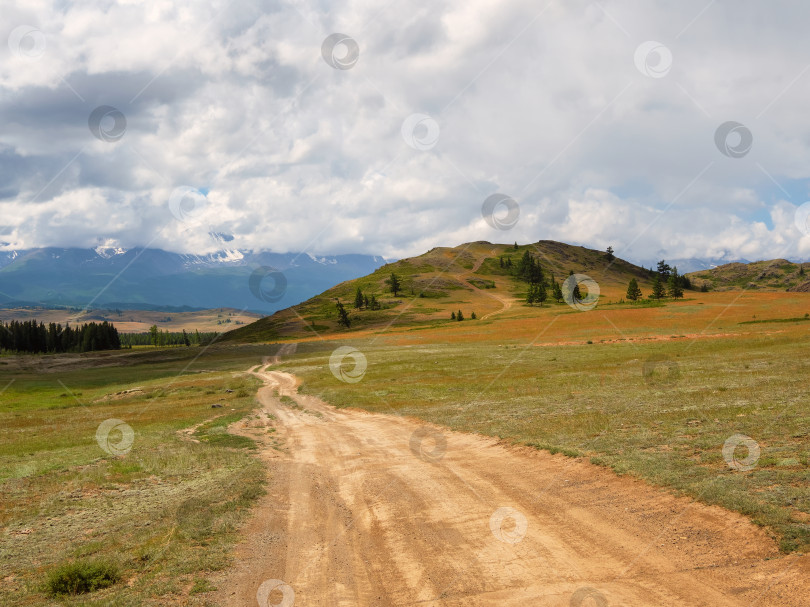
(213, 364), (809, 606)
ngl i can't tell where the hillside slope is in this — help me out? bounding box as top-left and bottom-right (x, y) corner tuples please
(223, 240), (657, 342)
(687, 259), (810, 292)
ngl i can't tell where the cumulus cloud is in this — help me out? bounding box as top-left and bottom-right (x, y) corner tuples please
(1, 0), (810, 262)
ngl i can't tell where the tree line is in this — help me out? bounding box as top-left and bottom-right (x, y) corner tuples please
(626, 260), (693, 301)
(334, 276), (401, 329)
(121, 326), (219, 347)
(500, 249), (567, 306)
(500, 247), (696, 306)
(0, 319), (223, 353)
(0, 320), (121, 353)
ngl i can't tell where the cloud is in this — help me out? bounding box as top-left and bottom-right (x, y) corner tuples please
(1, 0), (809, 263)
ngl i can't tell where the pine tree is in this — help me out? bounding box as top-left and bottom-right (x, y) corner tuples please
(354, 287), (364, 309)
(526, 285), (536, 305)
(535, 282), (547, 306)
(657, 260), (672, 281)
(369, 294), (380, 310)
(552, 280), (563, 303)
(651, 275), (666, 299)
(569, 270), (581, 300)
(364, 294), (369, 308)
(471, 311), (477, 319)
(386, 273), (402, 296)
(529, 259), (544, 285)
(514, 242), (519, 250)
(517, 250), (533, 280)
(450, 311), (456, 320)
(605, 246), (615, 261)
(667, 266), (684, 299)
(626, 278), (642, 301)
(336, 301), (351, 328)
(457, 310), (464, 321)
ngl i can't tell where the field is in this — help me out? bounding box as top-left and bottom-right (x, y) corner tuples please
(0, 345), (278, 606)
(2, 287), (809, 604)
(273, 290), (810, 553)
(0, 307), (262, 333)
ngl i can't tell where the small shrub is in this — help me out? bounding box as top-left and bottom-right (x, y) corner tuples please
(47, 559), (120, 595)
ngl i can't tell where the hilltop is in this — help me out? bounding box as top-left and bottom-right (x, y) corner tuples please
(222, 240), (656, 342)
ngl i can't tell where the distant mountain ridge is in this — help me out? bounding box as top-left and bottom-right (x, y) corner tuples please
(0, 247), (389, 313)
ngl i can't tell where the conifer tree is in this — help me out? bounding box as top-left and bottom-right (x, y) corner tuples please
(336, 301), (351, 328)
(386, 273), (402, 296)
(552, 280), (563, 303)
(568, 270), (581, 300)
(667, 266), (684, 299)
(651, 275), (666, 299)
(626, 278), (642, 301)
(535, 281), (547, 306)
(657, 260), (672, 281)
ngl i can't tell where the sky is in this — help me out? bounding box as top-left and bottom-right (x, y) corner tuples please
(3, 0), (810, 264)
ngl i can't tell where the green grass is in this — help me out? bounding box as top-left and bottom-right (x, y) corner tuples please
(739, 315), (810, 325)
(0, 344), (279, 605)
(277, 332), (810, 553)
(46, 559), (120, 595)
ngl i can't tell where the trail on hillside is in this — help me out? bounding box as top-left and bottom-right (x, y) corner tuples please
(479, 291), (512, 320)
(468, 250), (514, 320)
(213, 364), (809, 606)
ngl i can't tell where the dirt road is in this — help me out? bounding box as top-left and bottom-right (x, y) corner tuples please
(213, 364), (809, 606)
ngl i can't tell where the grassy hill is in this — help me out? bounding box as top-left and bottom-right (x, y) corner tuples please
(223, 240), (657, 342)
(687, 259), (810, 292)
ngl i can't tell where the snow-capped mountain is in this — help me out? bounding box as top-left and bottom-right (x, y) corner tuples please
(0, 247), (389, 313)
(93, 244), (128, 258)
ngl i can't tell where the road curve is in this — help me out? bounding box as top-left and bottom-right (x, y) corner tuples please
(212, 364), (809, 606)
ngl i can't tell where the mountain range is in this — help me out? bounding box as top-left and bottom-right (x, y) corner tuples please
(0, 246), (388, 314)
